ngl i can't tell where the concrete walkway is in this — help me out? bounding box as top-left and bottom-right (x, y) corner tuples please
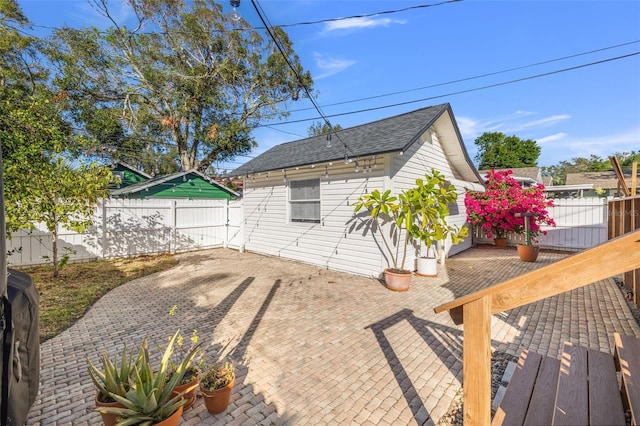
(27, 246), (640, 425)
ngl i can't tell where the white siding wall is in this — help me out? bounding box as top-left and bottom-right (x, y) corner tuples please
(243, 161), (391, 277)
(243, 123), (480, 277)
(391, 124), (476, 265)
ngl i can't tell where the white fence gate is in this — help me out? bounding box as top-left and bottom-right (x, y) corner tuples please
(473, 198), (608, 251)
(6, 198), (244, 267)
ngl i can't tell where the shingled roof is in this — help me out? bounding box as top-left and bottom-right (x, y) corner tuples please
(230, 103), (454, 176)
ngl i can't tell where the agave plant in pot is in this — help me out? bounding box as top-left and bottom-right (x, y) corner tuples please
(95, 330), (201, 426)
(200, 360), (236, 415)
(87, 344), (141, 426)
(353, 187), (415, 291)
(406, 170), (468, 277)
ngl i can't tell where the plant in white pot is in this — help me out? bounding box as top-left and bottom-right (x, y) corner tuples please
(353, 188), (414, 291)
(406, 169), (468, 277)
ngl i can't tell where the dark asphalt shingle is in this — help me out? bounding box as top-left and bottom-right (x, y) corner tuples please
(229, 103), (450, 176)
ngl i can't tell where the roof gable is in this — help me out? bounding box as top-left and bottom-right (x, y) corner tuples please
(110, 170), (238, 199)
(231, 104), (458, 176)
(111, 162), (152, 188)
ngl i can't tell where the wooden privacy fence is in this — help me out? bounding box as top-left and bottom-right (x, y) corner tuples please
(609, 195), (640, 303)
(6, 198), (244, 267)
(473, 197), (609, 251)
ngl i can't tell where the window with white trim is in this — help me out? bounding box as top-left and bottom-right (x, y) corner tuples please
(289, 178), (320, 223)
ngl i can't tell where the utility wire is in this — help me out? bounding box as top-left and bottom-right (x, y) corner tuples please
(287, 40), (640, 113)
(23, 1), (461, 35)
(275, 0), (463, 28)
(250, 0), (355, 157)
(264, 51), (640, 126)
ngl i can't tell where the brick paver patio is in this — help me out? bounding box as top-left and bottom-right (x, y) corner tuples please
(27, 246), (640, 425)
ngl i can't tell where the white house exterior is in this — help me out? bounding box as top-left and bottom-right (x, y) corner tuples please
(230, 103), (483, 277)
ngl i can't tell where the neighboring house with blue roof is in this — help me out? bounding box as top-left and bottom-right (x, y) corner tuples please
(110, 170), (238, 200)
(229, 103), (483, 277)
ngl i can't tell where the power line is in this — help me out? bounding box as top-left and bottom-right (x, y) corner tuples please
(250, 0), (355, 158)
(287, 40), (640, 114)
(275, 0), (463, 28)
(23, 1), (461, 35)
(261, 51), (640, 127)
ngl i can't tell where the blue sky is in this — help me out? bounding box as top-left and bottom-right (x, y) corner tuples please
(18, 0), (640, 172)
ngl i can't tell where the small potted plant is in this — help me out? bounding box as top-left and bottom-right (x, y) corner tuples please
(165, 306), (202, 411)
(406, 169), (468, 277)
(95, 330), (201, 426)
(199, 360), (236, 415)
(353, 188), (414, 291)
(87, 344), (140, 426)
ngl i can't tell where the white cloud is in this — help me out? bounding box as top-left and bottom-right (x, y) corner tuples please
(313, 52), (357, 79)
(537, 133), (568, 144)
(521, 114), (571, 129)
(323, 17), (406, 32)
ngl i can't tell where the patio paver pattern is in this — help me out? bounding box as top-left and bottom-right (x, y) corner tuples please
(27, 246), (640, 425)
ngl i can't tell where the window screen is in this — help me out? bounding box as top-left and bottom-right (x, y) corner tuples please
(289, 179), (320, 223)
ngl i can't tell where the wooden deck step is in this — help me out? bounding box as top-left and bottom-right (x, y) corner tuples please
(493, 342), (625, 425)
(615, 333), (640, 425)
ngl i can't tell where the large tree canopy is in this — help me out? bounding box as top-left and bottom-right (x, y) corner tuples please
(49, 0), (313, 174)
(474, 131), (541, 170)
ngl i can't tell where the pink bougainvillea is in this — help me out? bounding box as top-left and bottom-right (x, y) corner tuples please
(464, 170), (556, 243)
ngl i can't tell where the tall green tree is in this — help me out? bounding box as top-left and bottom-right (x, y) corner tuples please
(2, 0), (115, 275)
(49, 0), (313, 173)
(308, 121), (342, 137)
(474, 132), (541, 169)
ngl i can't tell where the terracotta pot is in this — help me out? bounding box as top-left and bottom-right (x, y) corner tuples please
(155, 405), (183, 426)
(95, 392), (125, 426)
(201, 378), (235, 414)
(172, 374), (199, 411)
(416, 257), (437, 277)
(383, 268), (412, 291)
(517, 244), (540, 262)
(493, 237), (508, 248)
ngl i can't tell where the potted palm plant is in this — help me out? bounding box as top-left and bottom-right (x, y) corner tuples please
(353, 188), (414, 291)
(199, 360), (236, 415)
(95, 330), (201, 426)
(406, 170), (468, 277)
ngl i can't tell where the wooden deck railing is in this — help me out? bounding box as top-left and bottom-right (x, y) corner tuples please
(434, 229), (640, 425)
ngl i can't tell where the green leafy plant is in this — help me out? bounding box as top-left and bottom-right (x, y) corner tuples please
(353, 187), (413, 271)
(96, 330), (201, 425)
(166, 305), (203, 386)
(353, 169), (468, 269)
(200, 361), (235, 392)
(405, 169), (468, 258)
(86, 344), (142, 403)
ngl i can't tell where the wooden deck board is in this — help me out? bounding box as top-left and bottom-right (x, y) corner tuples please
(588, 348), (626, 425)
(615, 333), (640, 425)
(492, 350), (542, 426)
(553, 343), (589, 425)
(524, 356), (560, 426)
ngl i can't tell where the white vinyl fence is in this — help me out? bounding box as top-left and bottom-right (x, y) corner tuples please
(473, 197), (608, 251)
(7, 198), (243, 267)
